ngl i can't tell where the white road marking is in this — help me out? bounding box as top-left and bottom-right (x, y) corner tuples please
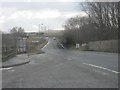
(83, 63), (119, 74)
(0, 67), (13, 70)
(42, 41), (49, 50)
(60, 44), (65, 49)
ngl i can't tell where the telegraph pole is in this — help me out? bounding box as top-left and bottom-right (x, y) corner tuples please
(39, 24), (40, 34)
(26, 33), (29, 58)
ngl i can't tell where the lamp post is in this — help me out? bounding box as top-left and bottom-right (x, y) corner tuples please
(26, 33), (29, 58)
(39, 24), (40, 34)
(39, 24), (44, 37)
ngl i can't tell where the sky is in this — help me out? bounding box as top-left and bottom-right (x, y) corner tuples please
(0, 0), (88, 32)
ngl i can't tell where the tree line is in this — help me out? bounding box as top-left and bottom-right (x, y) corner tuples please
(62, 2), (119, 47)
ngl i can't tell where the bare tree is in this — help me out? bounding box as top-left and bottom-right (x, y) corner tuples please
(10, 26), (26, 37)
(81, 2), (118, 40)
(62, 2), (119, 46)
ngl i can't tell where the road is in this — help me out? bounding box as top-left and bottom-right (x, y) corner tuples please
(2, 38), (118, 88)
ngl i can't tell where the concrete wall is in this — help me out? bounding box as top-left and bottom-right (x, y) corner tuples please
(88, 40), (118, 52)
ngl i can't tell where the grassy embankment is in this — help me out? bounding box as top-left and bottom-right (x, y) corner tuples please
(44, 30), (63, 38)
(44, 30), (64, 43)
(28, 36), (48, 55)
(69, 45), (88, 51)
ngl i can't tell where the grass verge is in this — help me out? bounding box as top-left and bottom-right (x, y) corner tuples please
(29, 40), (48, 55)
(68, 45), (88, 51)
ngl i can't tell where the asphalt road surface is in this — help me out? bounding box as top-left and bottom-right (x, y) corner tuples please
(2, 38), (118, 88)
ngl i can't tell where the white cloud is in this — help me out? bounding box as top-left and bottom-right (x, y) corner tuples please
(2, 8), (87, 21)
(0, 7), (17, 16)
(65, 11), (87, 18)
(59, 0), (87, 2)
(0, 16), (5, 31)
(7, 9), (61, 20)
(34, 9), (61, 19)
(0, 16), (5, 23)
(1, 7), (88, 32)
(0, 0), (86, 2)
(8, 10), (33, 20)
(32, 24), (39, 29)
(53, 27), (65, 30)
(9, 13), (18, 19)
(65, 12), (80, 18)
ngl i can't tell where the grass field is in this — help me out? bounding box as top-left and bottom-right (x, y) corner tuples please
(44, 30), (63, 38)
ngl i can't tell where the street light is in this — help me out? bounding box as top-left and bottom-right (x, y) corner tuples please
(26, 33), (30, 58)
(39, 24), (40, 33)
(39, 24), (44, 37)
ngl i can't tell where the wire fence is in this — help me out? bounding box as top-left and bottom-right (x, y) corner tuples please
(2, 33), (45, 61)
(2, 34), (16, 61)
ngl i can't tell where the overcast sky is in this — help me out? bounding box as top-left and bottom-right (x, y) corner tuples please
(0, 0), (88, 32)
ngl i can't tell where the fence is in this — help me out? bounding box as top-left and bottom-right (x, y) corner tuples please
(88, 40), (118, 53)
(2, 34), (16, 61)
(28, 37), (45, 53)
(16, 37), (27, 53)
(2, 32), (46, 61)
(2, 34), (28, 61)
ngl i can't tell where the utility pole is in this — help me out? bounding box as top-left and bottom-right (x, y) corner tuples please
(39, 24), (40, 34)
(39, 24), (44, 36)
(26, 33), (30, 59)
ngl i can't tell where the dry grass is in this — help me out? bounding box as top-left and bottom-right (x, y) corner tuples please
(44, 30), (63, 37)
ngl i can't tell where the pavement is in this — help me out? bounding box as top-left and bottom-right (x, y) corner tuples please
(2, 54), (30, 68)
(2, 38), (119, 88)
